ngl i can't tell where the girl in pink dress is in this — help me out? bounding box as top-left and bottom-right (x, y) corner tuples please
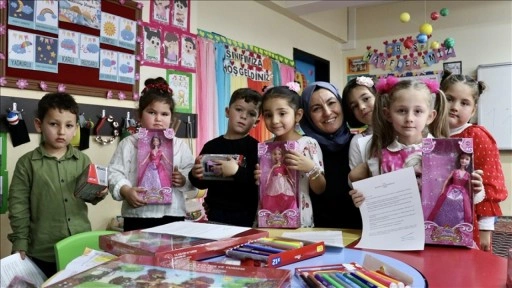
(261, 147), (297, 213)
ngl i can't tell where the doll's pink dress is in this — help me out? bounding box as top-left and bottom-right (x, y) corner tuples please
(262, 164), (297, 213)
(427, 170), (472, 227)
(139, 150), (171, 191)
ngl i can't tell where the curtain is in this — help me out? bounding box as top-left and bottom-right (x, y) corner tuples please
(215, 43), (231, 136)
(196, 38), (217, 152)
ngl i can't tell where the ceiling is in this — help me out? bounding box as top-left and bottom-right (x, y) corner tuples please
(272, 0), (396, 15)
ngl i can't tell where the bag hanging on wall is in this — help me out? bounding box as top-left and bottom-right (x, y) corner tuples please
(6, 112), (30, 147)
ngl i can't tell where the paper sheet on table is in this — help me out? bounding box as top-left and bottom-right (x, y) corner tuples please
(1, 253), (46, 288)
(142, 221), (250, 240)
(43, 248), (116, 287)
(353, 167), (425, 251)
(281, 231), (344, 248)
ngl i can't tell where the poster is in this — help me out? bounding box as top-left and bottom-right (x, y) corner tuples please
(167, 70), (192, 113)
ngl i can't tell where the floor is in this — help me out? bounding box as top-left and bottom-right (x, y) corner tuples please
(493, 216), (512, 257)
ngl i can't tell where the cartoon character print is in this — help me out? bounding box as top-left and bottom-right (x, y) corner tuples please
(144, 26), (161, 62)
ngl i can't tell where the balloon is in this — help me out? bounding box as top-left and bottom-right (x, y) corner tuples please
(400, 12), (410, 23)
(444, 37), (455, 48)
(431, 12), (440, 20)
(440, 8), (449, 16)
(430, 41), (440, 50)
(420, 23), (433, 35)
(404, 38), (414, 49)
(7, 112), (19, 125)
(417, 33), (428, 44)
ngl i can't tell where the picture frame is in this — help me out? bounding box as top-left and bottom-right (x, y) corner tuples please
(167, 70), (193, 113)
(346, 56), (370, 75)
(443, 61), (462, 75)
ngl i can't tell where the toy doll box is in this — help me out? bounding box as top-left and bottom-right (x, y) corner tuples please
(99, 228), (269, 267)
(137, 128), (174, 204)
(200, 154), (245, 180)
(46, 254), (291, 288)
(225, 237), (325, 268)
(258, 141), (300, 228)
(421, 138), (474, 247)
(75, 164), (108, 204)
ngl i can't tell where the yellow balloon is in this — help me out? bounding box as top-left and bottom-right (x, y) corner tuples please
(400, 12), (410, 23)
(431, 41), (440, 49)
(420, 23), (433, 35)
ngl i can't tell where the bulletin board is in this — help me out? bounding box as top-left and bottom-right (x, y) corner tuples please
(0, 0), (141, 99)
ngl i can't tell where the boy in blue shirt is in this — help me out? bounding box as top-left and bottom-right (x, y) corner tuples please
(189, 88), (261, 227)
(8, 92), (107, 277)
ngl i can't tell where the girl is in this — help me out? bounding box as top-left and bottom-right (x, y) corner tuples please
(108, 77), (195, 231)
(262, 146), (297, 213)
(256, 83), (326, 227)
(341, 76), (377, 169)
(441, 72), (508, 251)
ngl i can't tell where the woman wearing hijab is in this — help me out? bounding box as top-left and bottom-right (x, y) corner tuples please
(300, 82), (362, 229)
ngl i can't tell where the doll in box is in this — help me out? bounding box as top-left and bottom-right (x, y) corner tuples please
(138, 135), (172, 199)
(427, 152), (472, 227)
(261, 147), (298, 213)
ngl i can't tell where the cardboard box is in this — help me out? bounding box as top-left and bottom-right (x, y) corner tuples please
(46, 254), (291, 288)
(201, 154), (245, 180)
(75, 164), (108, 204)
(99, 228), (269, 268)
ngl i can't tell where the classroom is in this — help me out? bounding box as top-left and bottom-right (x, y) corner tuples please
(0, 0), (511, 285)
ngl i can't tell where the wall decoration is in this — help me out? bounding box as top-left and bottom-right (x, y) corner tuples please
(141, 23), (162, 65)
(150, 0), (171, 25)
(8, 0), (35, 29)
(167, 70), (192, 113)
(347, 56), (369, 74)
(443, 61), (462, 75)
(180, 33), (196, 71)
(58, 0), (101, 30)
(171, 0), (190, 31)
(58, 29), (80, 66)
(162, 29), (180, 66)
(34, 0), (59, 34)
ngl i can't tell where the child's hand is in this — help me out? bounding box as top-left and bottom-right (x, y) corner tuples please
(172, 166), (186, 187)
(191, 156), (204, 179)
(96, 187), (109, 198)
(214, 157), (239, 177)
(349, 189), (365, 208)
(479, 230), (492, 251)
(284, 150), (314, 172)
(349, 163), (369, 182)
(254, 164), (261, 185)
(120, 185), (147, 208)
(471, 169), (484, 194)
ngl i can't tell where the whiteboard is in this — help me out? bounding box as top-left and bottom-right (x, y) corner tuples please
(477, 63), (512, 150)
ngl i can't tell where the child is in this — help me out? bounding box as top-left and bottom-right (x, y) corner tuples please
(189, 88), (261, 227)
(441, 72), (508, 251)
(8, 92), (107, 278)
(341, 76), (377, 169)
(108, 77), (195, 231)
(255, 83), (326, 227)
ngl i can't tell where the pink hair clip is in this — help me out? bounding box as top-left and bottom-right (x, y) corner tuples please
(422, 78), (440, 94)
(285, 81), (300, 93)
(375, 76), (400, 94)
(356, 76), (374, 88)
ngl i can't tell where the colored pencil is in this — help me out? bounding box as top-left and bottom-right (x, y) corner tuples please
(374, 271), (405, 288)
(260, 237), (304, 248)
(357, 269), (399, 288)
(232, 247), (272, 256)
(300, 272), (320, 288)
(348, 272), (379, 288)
(226, 249), (268, 262)
(344, 272), (372, 288)
(334, 272), (361, 288)
(254, 239), (296, 250)
(314, 273), (335, 288)
(354, 271), (387, 288)
(321, 273), (346, 288)
(242, 243), (284, 254)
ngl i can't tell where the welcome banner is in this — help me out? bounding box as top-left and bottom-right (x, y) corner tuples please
(223, 46), (272, 82)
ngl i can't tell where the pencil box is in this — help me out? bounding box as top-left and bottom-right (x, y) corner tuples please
(74, 164), (108, 204)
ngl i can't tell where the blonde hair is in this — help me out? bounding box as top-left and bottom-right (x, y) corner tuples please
(369, 79), (449, 162)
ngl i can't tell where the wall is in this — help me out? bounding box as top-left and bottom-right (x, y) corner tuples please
(343, 1), (512, 215)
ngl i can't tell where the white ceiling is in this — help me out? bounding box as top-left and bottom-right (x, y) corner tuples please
(272, 0), (395, 15)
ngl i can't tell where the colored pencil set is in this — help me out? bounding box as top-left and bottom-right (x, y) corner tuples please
(225, 237), (304, 263)
(296, 263), (410, 288)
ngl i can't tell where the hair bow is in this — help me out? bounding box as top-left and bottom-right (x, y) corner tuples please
(356, 76), (374, 88)
(422, 78), (440, 93)
(285, 81), (300, 93)
(375, 76), (400, 94)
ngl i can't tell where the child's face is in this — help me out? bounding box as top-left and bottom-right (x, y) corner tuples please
(308, 88), (343, 135)
(225, 98), (259, 138)
(348, 86), (375, 125)
(140, 101), (172, 129)
(262, 98), (302, 140)
(384, 88), (436, 145)
(444, 82), (476, 129)
(35, 108), (77, 155)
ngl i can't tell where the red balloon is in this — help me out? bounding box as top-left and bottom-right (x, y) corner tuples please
(431, 11), (440, 20)
(404, 38), (414, 49)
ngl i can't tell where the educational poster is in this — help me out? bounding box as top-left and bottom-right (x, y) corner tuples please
(7, 30), (35, 71)
(118, 52), (136, 84)
(8, 0), (35, 29)
(141, 23), (162, 66)
(34, 0), (59, 34)
(99, 49), (118, 82)
(180, 33), (196, 71)
(118, 17), (137, 51)
(79, 34), (100, 68)
(100, 12), (119, 46)
(167, 70), (192, 113)
(162, 29), (180, 66)
(150, 0), (171, 25)
(171, 0), (190, 31)
(137, 128), (174, 204)
(35, 35), (58, 73)
(58, 0), (101, 30)
(58, 29), (80, 66)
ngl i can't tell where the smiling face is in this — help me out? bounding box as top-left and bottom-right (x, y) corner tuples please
(262, 98), (302, 141)
(348, 86), (375, 126)
(308, 88), (343, 135)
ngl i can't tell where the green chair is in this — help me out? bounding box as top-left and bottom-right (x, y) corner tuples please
(54, 230), (118, 270)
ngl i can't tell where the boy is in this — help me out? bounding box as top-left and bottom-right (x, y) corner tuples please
(189, 88), (261, 227)
(8, 92), (107, 278)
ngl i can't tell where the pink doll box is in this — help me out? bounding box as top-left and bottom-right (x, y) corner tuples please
(421, 138), (474, 247)
(137, 128), (175, 204)
(257, 141), (300, 228)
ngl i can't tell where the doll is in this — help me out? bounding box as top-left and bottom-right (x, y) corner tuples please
(427, 152), (473, 227)
(261, 147), (298, 213)
(139, 136), (172, 193)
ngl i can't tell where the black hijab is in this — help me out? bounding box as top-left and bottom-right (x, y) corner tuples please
(299, 81), (351, 152)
